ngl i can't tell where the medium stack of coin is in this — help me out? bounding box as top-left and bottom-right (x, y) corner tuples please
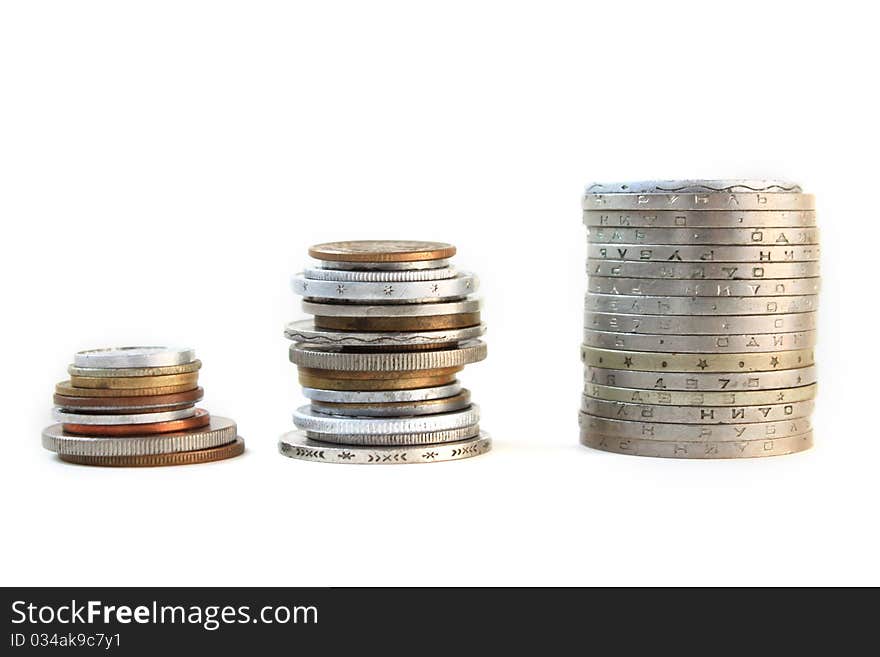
(280, 240), (491, 464)
(43, 347), (245, 466)
(580, 180), (819, 459)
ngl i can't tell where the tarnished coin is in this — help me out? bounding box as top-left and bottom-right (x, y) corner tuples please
(279, 430), (491, 464)
(314, 258), (453, 271)
(578, 413), (812, 441)
(292, 272), (478, 303)
(73, 347), (196, 369)
(302, 266), (458, 282)
(293, 405), (480, 435)
(582, 329), (817, 353)
(587, 243), (820, 262)
(310, 391), (472, 418)
(58, 438), (245, 467)
(586, 260), (821, 280)
(314, 313), (482, 332)
(52, 407), (197, 426)
(587, 226), (819, 246)
(584, 311), (818, 335)
(298, 368), (460, 391)
(68, 371), (200, 390)
(587, 276), (820, 297)
(581, 346), (815, 372)
(301, 382), (462, 403)
(42, 416), (238, 456)
(580, 398), (814, 423)
(303, 298), (481, 318)
(580, 432), (812, 459)
(583, 209), (817, 228)
(67, 360), (202, 378)
(284, 319), (486, 347)
(308, 240), (456, 263)
(584, 366), (817, 391)
(289, 340), (486, 371)
(584, 293), (818, 315)
(584, 180), (803, 194)
(63, 409), (211, 436)
(54, 381), (198, 398)
(53, 387), (205, 411)
(583, 191), (814, 211)
(583, 383), (817, 406)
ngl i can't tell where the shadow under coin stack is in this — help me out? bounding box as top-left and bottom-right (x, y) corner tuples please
(580, 180), (820, 459)
(279, 240), (491, 464)
(43, 347), (245, 466)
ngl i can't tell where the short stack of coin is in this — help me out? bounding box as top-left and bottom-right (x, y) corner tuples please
(280, 240), (491, 464)
(580, 180), (819, 458)
(43, 347), (245, 466)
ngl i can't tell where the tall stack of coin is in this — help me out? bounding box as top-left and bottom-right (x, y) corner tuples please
(280, 240), (491, 464)
(580, 180), (819, 458)
(43, 347), (245, 466)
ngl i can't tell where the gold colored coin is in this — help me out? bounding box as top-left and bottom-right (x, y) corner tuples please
(580, 346), (815, 373)
(55, 381), (198, 398)
(308, 240), (456, 263)
(298, 371), (459, 391)
(67, 360), (202, 378)
(68, 372), (199, 390)
(314, 313), (481, 332)
(57, 438), (245, 467)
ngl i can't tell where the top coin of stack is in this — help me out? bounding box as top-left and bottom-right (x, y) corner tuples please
(43, 346), (244, 466)
(280, 240), (491, 464)
(580, 180), (819, 459)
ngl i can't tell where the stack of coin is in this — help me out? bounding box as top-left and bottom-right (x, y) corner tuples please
(580, 180), (819, 459)
(280, 240), (491, 464)
(43, 347), (245, 466)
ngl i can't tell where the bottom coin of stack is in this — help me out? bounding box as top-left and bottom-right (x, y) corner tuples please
(43, 346), (245, 466)
(279, 239), (491, 464)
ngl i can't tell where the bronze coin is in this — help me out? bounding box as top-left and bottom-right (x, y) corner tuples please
(298, 371), (458, 391)
(308, 240), (456, 263)
(314, 313), (481, 332)
(57, 438), (245, 467)
(68, 371), (199, 390)
(62, 408), (210, 437)
(55, 381), (198, 398)
(53, 387), (205, 411)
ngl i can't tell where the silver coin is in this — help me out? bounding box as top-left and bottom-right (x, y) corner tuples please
(580, 398), (814, 423)
(73, 347), (196, 369)
(584, 365), (818, 391)
(584, 311), (818, 335)
(278, 430), (491, 464)
(583, 209), (817, 228)
(292, 405), (480, 435)
(52, 407), (197, 425)
(586, 260), (820, 280)
(52, 400), (198, 413)
(284, 319), (486, 347)
(587, 226), (819, 246)
(587, 277), (820, 297)
(302, 298), (481, 318)
(583, 191), (814, 211)
(289, 340), (487, 371)
(42, 417), (237, 456)
(583, 382), (816, 406)
(582, 329), (817, 353)
(301, 266), (458, 282)
(580, 431), (813, 459)
(311, 391), (472, 418)
(584, 180), (803, 194)
(579, 413), (812, 440)
(587, 243), (820, 262)
(302, 382), (463, 403)
(585, 293), (818, 315)
(306, 424), (480, 445)
(292, 272), (478, 303)
(313, 258), (452, 271)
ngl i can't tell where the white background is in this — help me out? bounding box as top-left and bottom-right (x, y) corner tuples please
(0, 1), (876, 586)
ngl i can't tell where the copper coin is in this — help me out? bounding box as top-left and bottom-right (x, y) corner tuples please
(53, 387), (205, 411)
(63, 408), (211, 437)
(314, 313), (481, 332)
(308, 240), (456, 263)
(68, 372), (200, 390)
(57, 437), (245, 467)
(298, 371), (459, 391)
(55, 381), (198, 398)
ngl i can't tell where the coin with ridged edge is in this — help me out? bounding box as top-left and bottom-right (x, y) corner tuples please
(279, 431), (491, 464)
(58, 438), (245, 467)
(289, 340), (486, 371)
(68, 360), (202, 378)
(306, 424), (480, 446)
(54, 381), (199, 398)
(302, 266), (458, 282)
(68, 371), (199, 390)
(53, 387), (205, 411)
(308, 240), (456, 263)
(293, 405), (479, 435)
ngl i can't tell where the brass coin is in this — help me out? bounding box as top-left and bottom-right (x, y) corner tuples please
(314, 313), (481, 332)
(53, 387), (205, 410)
(57, 437), (245, 467)
(55, 381), (198, 398)
(68, 372), (200, 390)
(67, 360), (202, 378)
(298, 371), (459, 391)
(308, 240), (456, 263)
